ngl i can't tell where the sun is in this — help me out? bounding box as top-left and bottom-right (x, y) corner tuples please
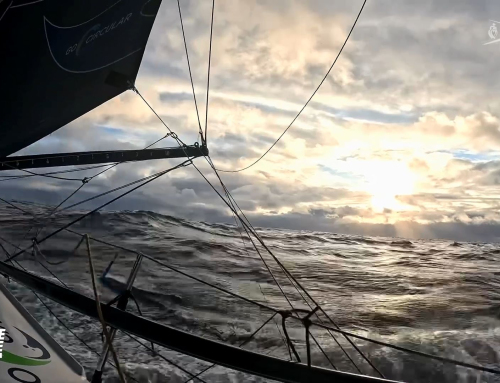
(365, 161), (415, 212)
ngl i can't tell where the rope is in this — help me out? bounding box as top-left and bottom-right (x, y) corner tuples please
(201, 156), (299, 313)
(63, 229), (277, 313)
(85, 234), (126, 383)
(1, 161), (84, 181)
(281, 312), (301, 362)
(183, 312), (277, 383)
(177, 0), (204, 144)
(258, 284), (292, 360)
(7, 227), (500, 377)
(87, 133), (172, 180)
(123, 331), (208, 383)
(0, 164), (112, 182)
(0, 236), (68, 288)
(0, 197), (36, 216)
(14, 133), (174, 248)
(5, 160), (193, 263)
(204, 0), (215, 144)
(57, 165), (182, 212)
(284, 270), (362, 373)
(214, 0), (367, 173)
(174, 27), (286, 336)
(310, 332), (337, 370)
(0, 240), (137, 383)
(311, 321), (500, 376)
(192, 158), (383, 376)
(27, 246), (199, 383)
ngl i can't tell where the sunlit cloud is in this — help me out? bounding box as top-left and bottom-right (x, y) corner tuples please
(5, 0), (500, 241)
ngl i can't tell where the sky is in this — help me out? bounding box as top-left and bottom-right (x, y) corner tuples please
(5, 0), (500, 242)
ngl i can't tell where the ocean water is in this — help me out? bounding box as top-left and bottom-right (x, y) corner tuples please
(1, 202), (500, 383)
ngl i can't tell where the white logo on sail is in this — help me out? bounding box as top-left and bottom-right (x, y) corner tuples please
(0, 328), (5, 358)
(484, 20), (500, 45)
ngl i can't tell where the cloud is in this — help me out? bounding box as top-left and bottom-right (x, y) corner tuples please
(3, 0), (500, 242)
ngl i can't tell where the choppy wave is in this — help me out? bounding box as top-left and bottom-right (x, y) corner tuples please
(1, 202), (500, 382)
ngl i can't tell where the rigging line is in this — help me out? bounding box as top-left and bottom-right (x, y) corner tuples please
(177, 0), (204, 143)
(58, 228), (495, 375)
(248, 223), (361, 373)
(0, 243), (142, 383)
(1, 161), (84, 181)
(184, 312), (278, 383)
(205, 157), (362, 372)
(0, 196), (38, 217)
(196, 158), (325, 364)
(133, 88), (187, 146)
(0, 198), (47, 262)
(63, 228), (279, 314)
(192, 157), (380, 376)
(31, 133), (174, 238)
(281, 313), (301, 362)
(5, 160), (193, 263)
(215, 0), (367, 173)
(23, 183), (86, 251)
(258, 283), (292, 360)
(236, 218), (382, 376)
(48, 165), (177, 214)
(86, 234), (127, 383)
(202, 155), (299, 312)
(205, 158), (337, 373)
(204, 166), (377, 375)
(222, 186), (296, 311)
(50, 182), (86, 213)
(131, 96), (303, 314)
(204, 0), (215, 144)
(4, 233), (500, 377)
(133, 88), (204, 176)
(224, 187), (290, 359)
(274, 260), (359, 373)
(192, 161), (300, 312)
(309, 332), (337, 371)
(0, 164), (113, 181)
(31, 182), (87, 243)
(283, 271), (362, 374)
(259, 284), (293, 362)
(24, 241), (69, 287)
(30, 134), (173, 244)
(16, 163), (166, 249)
(310, 321), (500, 376)
(46, 133), (172, 214)
(33, 241), (70, 266)
(231, 204), (296, 310)
(86, 133), (173, 180)
(123, 332), (208, 383)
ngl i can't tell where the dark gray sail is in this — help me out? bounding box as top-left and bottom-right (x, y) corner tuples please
(0, 0), (162, 157)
